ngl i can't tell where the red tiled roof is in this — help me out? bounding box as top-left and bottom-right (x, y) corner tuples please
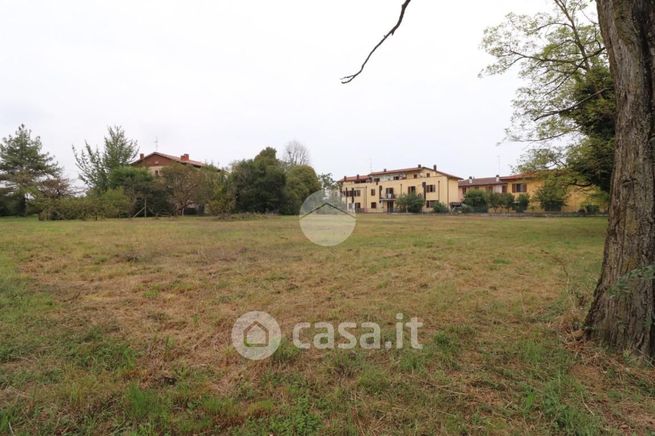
(344, 165), (462, 181)
(133, 152), (206, 167)
(500, 173), (534, 181)
(458, 173), (536, 187)
(458, 177), (503, 187)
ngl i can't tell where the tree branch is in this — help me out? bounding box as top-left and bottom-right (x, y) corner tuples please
(533, 88), (610, 121)
(341, 0), (413, 84)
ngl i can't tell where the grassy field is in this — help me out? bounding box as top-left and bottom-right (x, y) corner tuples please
(0, 215), (654, 434)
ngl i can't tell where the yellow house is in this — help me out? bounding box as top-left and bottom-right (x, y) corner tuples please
(458, 173), (601, 213)
(339, 165), (462, 213)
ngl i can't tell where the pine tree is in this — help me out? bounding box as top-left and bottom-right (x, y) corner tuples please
(0, 125), (60, 216)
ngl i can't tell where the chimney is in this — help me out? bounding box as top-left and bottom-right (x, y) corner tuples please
(356, 174), (360, 181)
(468, 176), (473, 184)
(139, 153), (144, 160)
(433, 164), (437, 171)
(418, 164), (422, 168)
(383, 168), (387, 172)
(181, 153), (189, 161)
(496, 174), (500, 182)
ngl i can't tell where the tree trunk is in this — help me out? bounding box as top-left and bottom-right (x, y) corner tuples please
(585, 0), (655, 357)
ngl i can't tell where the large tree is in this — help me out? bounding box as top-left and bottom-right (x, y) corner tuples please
(281, 164), (321, 215)
(480, 0), (615, 193)
(282, 140), (311, 167)
(583, 0), (655, 357)
(343, 0), (655, 357)
(0, 124), (61, 216)
(231, 147), (287, 213)
(73, 126), (139, 192)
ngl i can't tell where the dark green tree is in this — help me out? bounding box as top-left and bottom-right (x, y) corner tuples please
(73, 126), (139, 192)
(0, 125), (61, 216)
(108, 166), (171, 216)
(231, 148), (287, 213)
(281, 165), (321, 215)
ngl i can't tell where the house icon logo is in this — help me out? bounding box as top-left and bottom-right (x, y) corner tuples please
(231, 311), (281, 360)
(299, 189), (357, 247)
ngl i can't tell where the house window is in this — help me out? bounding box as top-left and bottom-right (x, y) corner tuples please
(426, 173), (431, 177)
(512, 183), (527, 193)
(408, 186), (417, 194)
(371, 202), (377, 209)
(502, 185), (507, 193)
(413, 174), (418, 178)
(426, 184), (436, 193)
(154, 170), (160, 176)
(354, 203), (361, 211)
(371, 189), (375, 196)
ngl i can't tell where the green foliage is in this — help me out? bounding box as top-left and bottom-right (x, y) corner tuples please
(432, 200), (449, 213)
(514, 193), (530, 213)
(396, 192), (425, 213)
(482, 1), (615, 193)
(108, 166), (171, 216)
(498, 192), (515, 212)
(231, 148), (287, 213)
(534, 178), (568, 211)
(281, 165), (321, 215)
(160, 164), (205, 215)
(73, 126), (139, 193)
(38, 188), (131, 220)
(318, 173), (337, 190)
(207, 170), (236, 215)
(462, 189), (488, 213)
(0, 125), (61, 216)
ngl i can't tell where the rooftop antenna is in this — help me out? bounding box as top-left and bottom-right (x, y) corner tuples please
(154, 137), (159, 152)
(369, 157), (372, 173)
(497, 155), (501, 174)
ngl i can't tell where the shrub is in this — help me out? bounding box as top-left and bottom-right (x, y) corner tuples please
(535, 179), (568, 211)
(583, 203), (600, 215)
(432, 201), (449, 213)
(514, 194), (530, 213)
(39, 188), (131, 220)
(396, 192), (425, 213)
(498, 192), (515, 212)
(463, 189), (488, 213)
(460, 204), (474, 214)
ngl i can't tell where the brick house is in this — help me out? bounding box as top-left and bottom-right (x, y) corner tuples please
(131, 152), (206, 177)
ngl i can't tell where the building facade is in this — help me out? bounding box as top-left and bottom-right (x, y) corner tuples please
(339, 165), (462, 213)
(458, 173), (599, 213)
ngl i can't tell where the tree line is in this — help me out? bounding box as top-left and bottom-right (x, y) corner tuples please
(0, 125), (331, 219)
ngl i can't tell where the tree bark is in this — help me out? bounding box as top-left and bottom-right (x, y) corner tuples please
(585, 0), (655, 357)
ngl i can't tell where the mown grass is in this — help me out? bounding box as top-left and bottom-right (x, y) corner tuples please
(0, 215), (654, 434)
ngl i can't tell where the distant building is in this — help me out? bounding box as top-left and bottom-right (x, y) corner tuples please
(338, 165), (462, 213)
(458, 173), (599, 212)
(132, 152), (206, 177)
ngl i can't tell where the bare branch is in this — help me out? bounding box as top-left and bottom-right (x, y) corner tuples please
(340, 0), (413, 84)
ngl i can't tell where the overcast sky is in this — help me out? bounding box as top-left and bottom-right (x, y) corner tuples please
(0, 0), (550, 183)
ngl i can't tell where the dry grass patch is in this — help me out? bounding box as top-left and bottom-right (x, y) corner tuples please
(0, 215), (654, 434)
